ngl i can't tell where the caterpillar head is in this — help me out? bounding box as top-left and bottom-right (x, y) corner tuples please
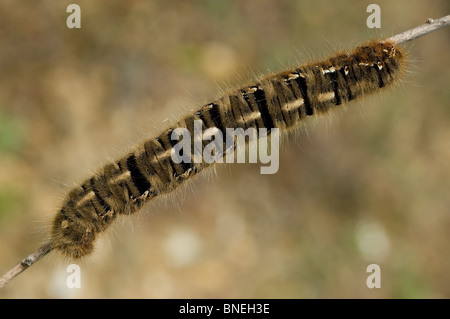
(51, 210), (97, 259)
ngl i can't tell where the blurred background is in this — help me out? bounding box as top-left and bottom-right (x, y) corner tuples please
(0, 0), (449, 298)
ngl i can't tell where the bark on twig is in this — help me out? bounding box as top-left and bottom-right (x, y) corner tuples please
(387, 15), (450, 44)
(0, 243), (52, 289)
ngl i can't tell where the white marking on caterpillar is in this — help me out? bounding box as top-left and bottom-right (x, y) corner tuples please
(318, 92), (336, 103)
(282, 99), (305, 112)
(76, 191), (95, 207)
(109, 171), (131, 184)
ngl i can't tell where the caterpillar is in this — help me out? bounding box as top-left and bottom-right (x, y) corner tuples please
(51, 40), (405, 259)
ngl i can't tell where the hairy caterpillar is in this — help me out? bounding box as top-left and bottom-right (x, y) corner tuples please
(49, 40), (405, 259)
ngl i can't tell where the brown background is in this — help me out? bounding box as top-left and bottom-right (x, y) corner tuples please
(0, 0), (449, 298)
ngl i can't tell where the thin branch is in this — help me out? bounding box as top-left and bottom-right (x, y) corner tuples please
(0, 15), (449, 291)
(0, 243), (53, 289)
(387, 15), (450, 44)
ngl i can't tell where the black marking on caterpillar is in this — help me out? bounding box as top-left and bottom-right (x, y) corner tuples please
(50, 40), (405, 259)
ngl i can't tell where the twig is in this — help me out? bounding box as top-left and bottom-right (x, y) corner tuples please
(0, 243), (53, 289)
(387, 15), (450, 44)
(0, 15), (449, 291)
